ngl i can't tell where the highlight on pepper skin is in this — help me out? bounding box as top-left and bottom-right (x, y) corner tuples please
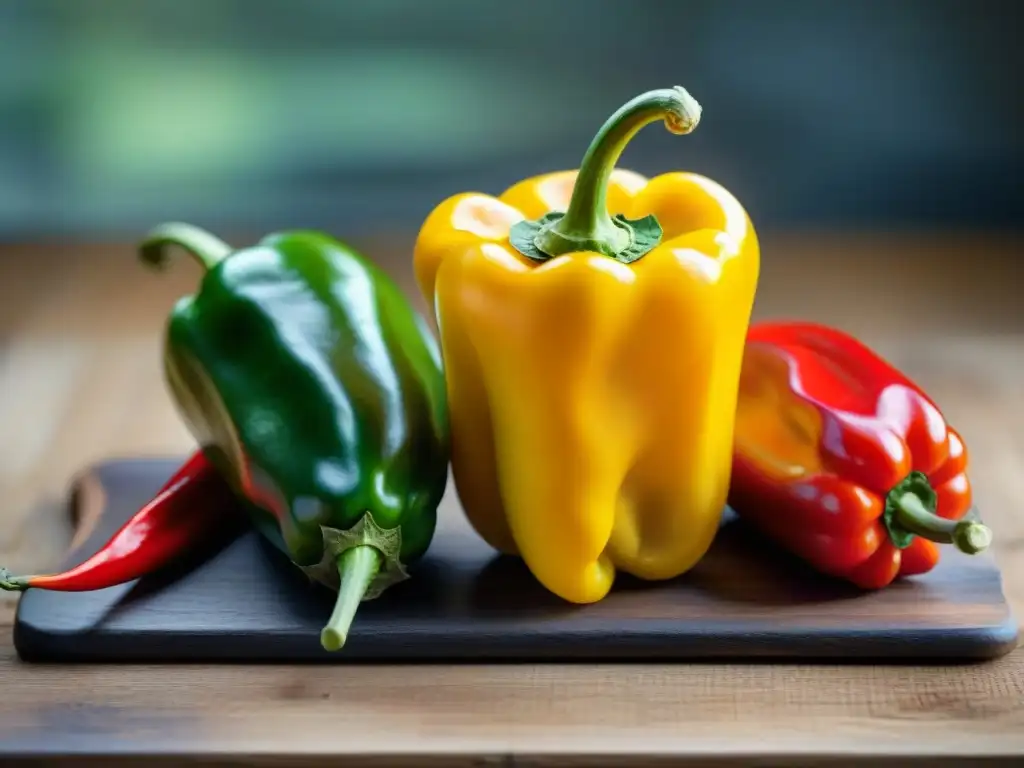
(733, 345), (826, 483)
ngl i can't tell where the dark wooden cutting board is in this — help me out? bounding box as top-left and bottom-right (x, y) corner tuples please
(13, 458), (1019, 663)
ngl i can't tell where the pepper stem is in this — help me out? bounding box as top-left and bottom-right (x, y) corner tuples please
(139, 222), (233, 272)
(893, 492), (992, 554)
(509, 86), (702, 265)
(320, 545), (383, 652)
(0, 567), (30, 592)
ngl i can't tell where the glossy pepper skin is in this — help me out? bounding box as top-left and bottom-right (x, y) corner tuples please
(139, 223), (450, 650)
(414, 86), (760, 604)
(729, 321), (992, 590)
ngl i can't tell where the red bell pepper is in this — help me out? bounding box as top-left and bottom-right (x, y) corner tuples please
(728, 321), (991, 590)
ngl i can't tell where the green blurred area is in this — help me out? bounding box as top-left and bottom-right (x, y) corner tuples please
(3, 0), (617, 234)
(0, 0), (1021, 237)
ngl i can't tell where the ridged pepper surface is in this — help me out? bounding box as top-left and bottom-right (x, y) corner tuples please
(414, 86), (760, 603)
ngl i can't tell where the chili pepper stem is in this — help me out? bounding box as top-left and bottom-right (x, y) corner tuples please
(320, 545), (384, 652)
(139, 222), (233, 272)
(513, 86), (702, 263)
(0, 567), (30, 592)
(0, 570), (87, 592)
(893, 492), (992, 555)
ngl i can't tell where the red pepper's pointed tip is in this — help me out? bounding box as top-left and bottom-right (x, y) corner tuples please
(0, 567), (31, 592)
(954, 521), (992, 555)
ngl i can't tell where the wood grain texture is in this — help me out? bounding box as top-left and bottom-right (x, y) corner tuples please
(1, 630), (1023, 763)
(12, 458), (1019, 663)
(1, 235), (1023, 762)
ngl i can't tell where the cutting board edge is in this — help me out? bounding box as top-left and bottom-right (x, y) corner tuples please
(13, 612), (1020, 663)
(10, 456), (1020, 664)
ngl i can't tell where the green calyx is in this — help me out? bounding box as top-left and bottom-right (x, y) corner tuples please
(299, 511), (411, 598)
(883, 471), (992, 554)
(510, 85), (702, 265)
(139, 222), (234, 272)
(299, 512), (411, 652)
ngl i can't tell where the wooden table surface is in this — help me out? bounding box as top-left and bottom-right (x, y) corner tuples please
(1, 233), (1023, 766)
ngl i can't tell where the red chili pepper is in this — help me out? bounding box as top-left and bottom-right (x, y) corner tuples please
(728, 321), (991, 590)
(0, 450), (240, 592)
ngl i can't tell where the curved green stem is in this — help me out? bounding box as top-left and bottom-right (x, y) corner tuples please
(139, 222), (233, 272)
(510, 85), (702, 264)
(320, 545), (383, 652)
(893, 492), (992, 555)
(557, 86), (701, 244)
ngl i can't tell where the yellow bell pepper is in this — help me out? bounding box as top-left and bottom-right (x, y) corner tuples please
(413, 86), (760, 604)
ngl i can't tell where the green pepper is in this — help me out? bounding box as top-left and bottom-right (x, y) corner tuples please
(139, 222), (450, 652)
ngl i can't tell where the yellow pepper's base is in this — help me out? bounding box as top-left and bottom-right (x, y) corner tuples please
(494, 479), (726, 606)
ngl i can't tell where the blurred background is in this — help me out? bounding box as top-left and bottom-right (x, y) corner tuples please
(0, 0), (1021, 240)
(3, 4), (1024, 731)
(3, 5), (1024, 755)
